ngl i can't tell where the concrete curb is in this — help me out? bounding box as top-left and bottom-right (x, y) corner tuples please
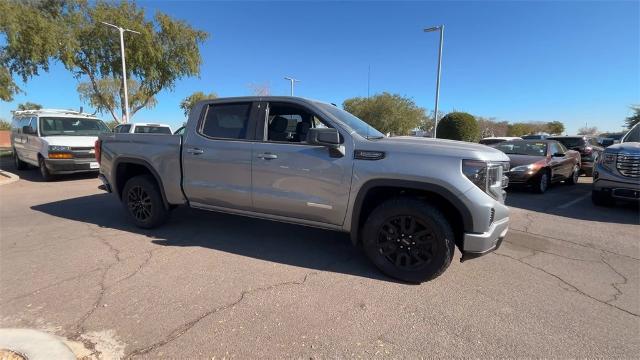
(0, 328), (76, 360)
(0, 169), (19, 186)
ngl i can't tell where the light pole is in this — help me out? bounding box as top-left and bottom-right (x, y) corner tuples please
(424, 25), (444, 138)
(101, 22), (140, 124)
(284, 76), (300, 96)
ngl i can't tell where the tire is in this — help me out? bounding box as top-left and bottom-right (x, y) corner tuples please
(592, 190), (614, 207)
(13, 149), (27, 170)
(532, 169), (550, 194)
(361, 197), (455, 283)
(38, 156), (54, 182)
(122, 175), (169, 229)
(566, 165), (580, 185)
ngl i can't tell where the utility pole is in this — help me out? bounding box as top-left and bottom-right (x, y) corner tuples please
(424, 25), (444, 138)
(101, 22), (140, 124)
(284, 76), (300, 96)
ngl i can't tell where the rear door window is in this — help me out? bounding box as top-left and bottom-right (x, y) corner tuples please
(200, 103), (252, 140)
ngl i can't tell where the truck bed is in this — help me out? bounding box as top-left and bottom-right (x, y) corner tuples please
(99, 133), (186, 205)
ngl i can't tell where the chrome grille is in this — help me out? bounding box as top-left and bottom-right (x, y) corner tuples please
(71, 147), (95, 159)
(616, 153), (640, 177)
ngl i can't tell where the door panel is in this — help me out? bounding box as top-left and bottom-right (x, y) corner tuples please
(181, 102), (259, 211)
(251, 142), (352, 225)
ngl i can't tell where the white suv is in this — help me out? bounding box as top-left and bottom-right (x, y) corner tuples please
(113, 123), (172, 134)
(11, 109), (110, 181)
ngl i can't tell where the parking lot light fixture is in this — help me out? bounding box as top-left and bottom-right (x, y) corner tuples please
(284, 76), (300, 96)
(424, 24), (444, 138)
(101, 21), (140, 124)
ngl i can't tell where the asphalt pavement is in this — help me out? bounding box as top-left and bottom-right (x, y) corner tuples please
(1, 161), (638, 359)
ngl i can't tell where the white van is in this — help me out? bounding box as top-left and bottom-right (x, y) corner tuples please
(11, 109), (110, 181)
(113, 122), (172, 134)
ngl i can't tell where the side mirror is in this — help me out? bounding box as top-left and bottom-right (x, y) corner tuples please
(22, 125), (34, 135)
(307, 128), (340, 148)
(552, 152), (565, 157)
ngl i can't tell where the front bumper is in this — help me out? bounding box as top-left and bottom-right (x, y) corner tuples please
(44, 158), (99, 174)
(461, 217), (509, 261)
(593, 164), (640, 202)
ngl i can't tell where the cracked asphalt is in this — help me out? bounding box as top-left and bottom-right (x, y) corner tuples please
(1, 164), (639, 358)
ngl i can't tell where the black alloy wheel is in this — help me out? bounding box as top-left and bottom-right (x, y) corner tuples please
(376, 215), (437, 270)
(127, 185), (153, 222)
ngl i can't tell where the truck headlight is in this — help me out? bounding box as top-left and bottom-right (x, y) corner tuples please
(462, 160), (508, 200)
(600, 152), (616, 171)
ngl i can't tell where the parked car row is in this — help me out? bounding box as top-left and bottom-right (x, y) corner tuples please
(492, 140), (581, 193)
(482, 126), (640, 207)
(9, 109), (173, 181)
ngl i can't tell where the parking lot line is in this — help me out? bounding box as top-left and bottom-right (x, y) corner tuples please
(557, 192), (592, 209)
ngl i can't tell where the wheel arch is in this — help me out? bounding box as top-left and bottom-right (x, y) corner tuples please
(113, 157), (169, 209)
(350, 179), (473, 249)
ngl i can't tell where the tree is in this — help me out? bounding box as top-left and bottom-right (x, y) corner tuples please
(577, 126), (598, 135)
(625, 105), (640, 129)
(545, 121), (565, 135)
(436, 112), (479, 142)
(343, 92), (428, 136)
(507, 123), (534, 136)
(476, 116), (509, 138)
(77, 78), (157, 122)
(106, 120), (119, 130)
(180, 91), (217, 117)
(0, 118), (10, 130)
(1, 1), (208, 123)
(16, 102), (42, 111)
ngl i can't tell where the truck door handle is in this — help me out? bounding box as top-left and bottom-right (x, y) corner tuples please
(257, 153), (278, 160)
(187, 148), (204, 155)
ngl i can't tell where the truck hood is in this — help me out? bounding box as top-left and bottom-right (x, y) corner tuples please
(372, 136), (510, 162)
(605, 142), (640, 153)
(42, 136), (98, 148)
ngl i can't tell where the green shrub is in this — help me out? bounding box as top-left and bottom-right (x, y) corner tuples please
(436, 112), (479, 142)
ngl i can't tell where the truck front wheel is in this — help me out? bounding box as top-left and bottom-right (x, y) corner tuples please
(362, 198), (455, 283)
(122, 175), (169, 229)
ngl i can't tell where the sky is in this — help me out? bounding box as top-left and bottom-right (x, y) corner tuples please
(1, 0), (638, 134)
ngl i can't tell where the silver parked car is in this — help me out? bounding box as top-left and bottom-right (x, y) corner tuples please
(96, 97), (511, 283)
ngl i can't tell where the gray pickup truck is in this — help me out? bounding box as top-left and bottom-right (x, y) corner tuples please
(96, 97), (510, 282)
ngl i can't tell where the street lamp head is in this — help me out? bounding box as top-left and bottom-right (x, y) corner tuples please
(424, 26), (443, 32)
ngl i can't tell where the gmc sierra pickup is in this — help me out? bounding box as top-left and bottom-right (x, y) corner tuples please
(97, 97), (510, 282)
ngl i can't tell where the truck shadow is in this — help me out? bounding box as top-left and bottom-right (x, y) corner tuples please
(31, 193), (394, 283)
(505, 180), (639, 225)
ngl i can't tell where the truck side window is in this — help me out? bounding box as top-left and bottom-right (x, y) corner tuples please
(266, 103), (331, 143)
(201, 103), (251, 140)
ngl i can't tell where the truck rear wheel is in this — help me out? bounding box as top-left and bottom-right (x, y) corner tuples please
(361, 198), (455, 283)
(122, 175), (169, 229)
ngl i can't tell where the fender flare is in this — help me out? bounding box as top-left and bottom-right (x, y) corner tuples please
(112, 157), (170, 209)
(350, 179), (474, 245)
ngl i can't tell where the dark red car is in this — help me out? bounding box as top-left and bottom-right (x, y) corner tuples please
(548, 136), (604, 176)
(493, 140), (582, 193)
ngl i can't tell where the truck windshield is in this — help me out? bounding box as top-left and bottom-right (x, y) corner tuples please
(316, 103), (385, 140)
(621, 125), (639, 143)
(40, 117), (110, 137)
